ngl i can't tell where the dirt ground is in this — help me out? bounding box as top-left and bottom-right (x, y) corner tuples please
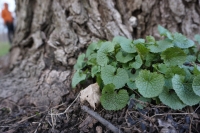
(0, 90), (200, 133)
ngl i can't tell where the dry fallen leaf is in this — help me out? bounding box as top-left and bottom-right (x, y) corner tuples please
(80, 83), (101, 110)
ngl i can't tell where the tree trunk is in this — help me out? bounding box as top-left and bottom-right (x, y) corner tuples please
(0, 0), (200, 110)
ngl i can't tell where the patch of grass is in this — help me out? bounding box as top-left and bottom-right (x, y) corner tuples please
(0, 42), (10, 56)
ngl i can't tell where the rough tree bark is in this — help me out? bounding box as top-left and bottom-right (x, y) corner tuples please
(0, 0), (200, 110)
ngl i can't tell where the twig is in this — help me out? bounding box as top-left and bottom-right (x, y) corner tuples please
(17, 110), (47, 124)
(188, 105), (200, 133)
(189, 116), (193, 133)
(34, 123), (41, 133)
(46, 92), (80, 129)
(133, 98), (150, 106)
(33, 114), (47, 133)
(0, 126), (10, 128)
(81, 105), (123, 133)
(48, 92), (80, 116)
(46, 118), (53, 127)
(194, 104), (200, 113)
(151, 112), (194, 118)
(50, 109), (56, 130)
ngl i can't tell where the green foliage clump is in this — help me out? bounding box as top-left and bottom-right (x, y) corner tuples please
(72, 25), (200, 111)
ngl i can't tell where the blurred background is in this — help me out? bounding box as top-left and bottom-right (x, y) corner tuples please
(0, 0), (15, 56)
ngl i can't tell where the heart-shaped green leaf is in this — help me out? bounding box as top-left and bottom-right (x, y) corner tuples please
(74, 54), (86, 70)
(146, 36), (156, 44)
(165, 66), (185, 78)
(161, 47), (186, 66)
(193, 65), (200, 76)
(100, 84), (129, 110)
(159, 87), (186, 110)
(133, 39), (145, 44)
(115, 51), (134, 63)
(72, 70), (87, 88)
(86, 41), (103, 57)
(172, 75), (200, 106)
(158, 25), (173, 39)
(97, 42), (115, 66)
(148, 40), (173, 53)
(192, 75), (200, 96)
(195, 34), (200, 45)
(129, 55), (143, 69)
(173, 32), (194, 48)
(135, 70), (164, 98)
(186, 55), (196, 62)
(127, 80), (136, 90)
(101, 65), (129, 89)
(135, 44), (149, 60)
(91, 66), (100, 78)
(113, 36), (136, 53)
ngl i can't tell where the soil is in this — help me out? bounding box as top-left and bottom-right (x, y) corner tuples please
(0, 90), (200, 133)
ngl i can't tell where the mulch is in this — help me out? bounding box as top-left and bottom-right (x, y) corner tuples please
(1, 91), (200, 133)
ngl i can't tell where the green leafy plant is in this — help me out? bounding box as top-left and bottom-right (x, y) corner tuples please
(72, 25), (200, 110)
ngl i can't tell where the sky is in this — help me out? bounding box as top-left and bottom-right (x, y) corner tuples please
(0, 0), (15, 33)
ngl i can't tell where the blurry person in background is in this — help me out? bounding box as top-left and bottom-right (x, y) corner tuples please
(1, 3), (14, 44)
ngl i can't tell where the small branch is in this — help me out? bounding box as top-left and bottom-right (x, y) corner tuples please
(33, 114), (47, 133)
(17, 110), (47, 124)
(133, 98), (150, 106)
(34, 122), (41, 133)
(48, 92), (80, 116)
(81, 105), (123, 133)
(194, 104), (200, 113)
(50, 109), (55, 129)
(151, 112), (194, 118)
(0, 126), (10, 128)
